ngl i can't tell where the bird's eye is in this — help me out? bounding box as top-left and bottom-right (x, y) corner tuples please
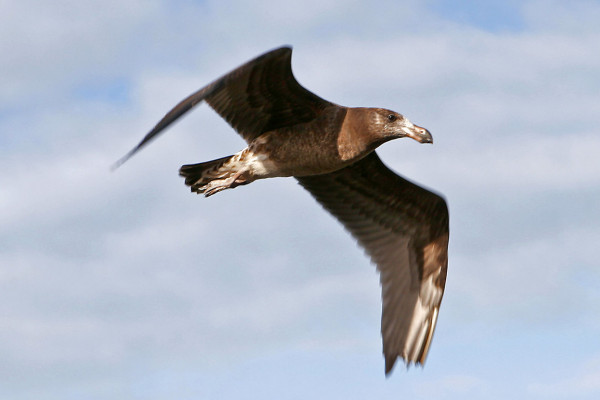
(387, 114), (397, 122)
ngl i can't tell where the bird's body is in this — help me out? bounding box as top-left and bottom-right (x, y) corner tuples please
(180, 106), (431, 196)
(187, 107), (351, 193)
(116, 46), (449, 375)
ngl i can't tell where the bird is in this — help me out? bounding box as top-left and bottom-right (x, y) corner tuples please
(115, 46), (449, 376)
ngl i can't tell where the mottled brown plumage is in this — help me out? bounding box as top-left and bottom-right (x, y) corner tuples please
(297, 153), (448, 374)
(116, 46), (449, 375)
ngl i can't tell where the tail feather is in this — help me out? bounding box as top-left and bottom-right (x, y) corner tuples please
(179, 155), (234, 189)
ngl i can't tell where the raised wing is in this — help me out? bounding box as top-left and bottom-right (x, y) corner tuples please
(114, 46), (333, 168)
(296, 152), (449, 375)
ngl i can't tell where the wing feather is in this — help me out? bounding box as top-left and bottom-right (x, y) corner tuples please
(114, 46), (333, 168)
(296, 152), (449, 375)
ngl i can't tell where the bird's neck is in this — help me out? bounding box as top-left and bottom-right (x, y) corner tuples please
(337, 108), (388, 161)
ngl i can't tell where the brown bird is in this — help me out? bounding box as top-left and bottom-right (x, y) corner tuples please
(115, 46), (449, 375)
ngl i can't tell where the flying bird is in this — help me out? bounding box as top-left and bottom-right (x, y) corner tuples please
(115, 46), (449, 375)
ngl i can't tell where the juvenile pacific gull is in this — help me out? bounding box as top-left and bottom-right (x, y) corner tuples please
(115, 46), (449, 375)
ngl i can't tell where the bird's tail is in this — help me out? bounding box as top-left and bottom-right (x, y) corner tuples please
(179, 155), (235, 190)
(180, 154), (252, 197)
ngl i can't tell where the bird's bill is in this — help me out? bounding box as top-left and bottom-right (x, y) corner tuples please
(401, 121), (433, 144)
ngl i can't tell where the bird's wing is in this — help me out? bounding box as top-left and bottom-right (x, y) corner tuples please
(296, 152), (449, 375)
(114, 46), (333, 167)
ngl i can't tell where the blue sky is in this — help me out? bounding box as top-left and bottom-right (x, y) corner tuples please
(2, 0), (600, 399)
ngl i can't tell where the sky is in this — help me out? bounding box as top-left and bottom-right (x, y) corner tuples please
(1, 0), (600, 399)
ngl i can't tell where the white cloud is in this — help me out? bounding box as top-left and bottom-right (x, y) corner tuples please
(2, 0), (600, 398)
(437, 132), (600, 193)
(450, 225), (600, 324)
(523, 0), (600, 33)
(0, 0), (161, 106)
(528, 354), (600, 398)
(415, 373), (490, 397)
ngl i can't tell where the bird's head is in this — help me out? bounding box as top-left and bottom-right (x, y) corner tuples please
(373, 108), (433, 144)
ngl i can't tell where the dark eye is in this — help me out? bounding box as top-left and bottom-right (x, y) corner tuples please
(387, 114), (397, 122)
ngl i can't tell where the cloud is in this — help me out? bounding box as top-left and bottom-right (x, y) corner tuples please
(0, 0), (162, 108)
(415, 373), (491, 397)
(2, 0), (600, 398)
(528, 354), (600, 398)
(450, 225), (600, 322)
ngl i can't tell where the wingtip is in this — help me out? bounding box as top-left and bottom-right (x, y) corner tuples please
(384, 355), (396, 377)
(110, 158), (125, 172)
(384, 354), (428, 377)
(110, 148), (137, 171)
(272, 45), (293, 57)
